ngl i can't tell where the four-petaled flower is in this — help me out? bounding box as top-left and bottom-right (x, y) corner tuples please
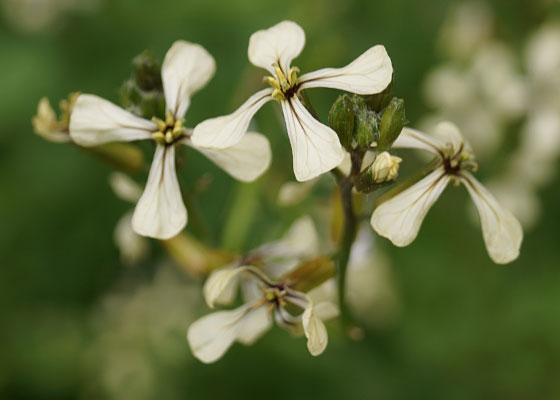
(370, 122), (523, 264)
(191, 20), (393, 182)
(187, 217), (338, 363)
(69, 41), (272, 239)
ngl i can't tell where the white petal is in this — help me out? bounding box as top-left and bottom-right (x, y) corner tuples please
(187, 304), (250, 364)
(248, 20), (305, 74)
(390, 127), (443, 155)
(203, 266), (246, 308)
(460, 173), (523, 264)
(162, 41), (216, 118)
(132, 145), (187, 239)
(371, 168), (451, 246)
(299, 45), (393, 94)
(190, 88), (273, 148)
(281, 97), (345, 181)
(302, 303), (328, 356)
(108, 172), (143, 203)
(277, 179), (318, 206)
(391, 122), (466, 157)
(69, 94), (155, 147)
(236, 305), (272, 345)
(313, 302), (339, 321)
(257, 215), (319, 261)
(114, 211), (149, 265)
(184, 132), (271, 182)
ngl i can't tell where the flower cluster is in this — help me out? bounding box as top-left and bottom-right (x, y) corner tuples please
(32, 19), (526, 363)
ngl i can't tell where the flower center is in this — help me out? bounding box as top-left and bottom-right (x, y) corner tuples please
(443, 144), (478, 175)
(264, 64), (300, 102)
(263, 286), (287, 308)
(151, 113), (186, 145)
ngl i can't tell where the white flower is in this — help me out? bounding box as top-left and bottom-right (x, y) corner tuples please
(191, 20), (393, 182)
(187, 216), (336, 363)
(70, 41), (272, 239)
(187, 265), (336, 363)
(371, 122), (523, 264)
(369, 151), (402, 183)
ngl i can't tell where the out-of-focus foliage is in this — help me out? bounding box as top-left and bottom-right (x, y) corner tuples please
(1, 0), (559, 399)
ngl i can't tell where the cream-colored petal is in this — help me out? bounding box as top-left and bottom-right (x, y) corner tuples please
(302, 303), (328, 356)
(390, 127), (443, 155)
(313, 302), (339, 321)
(190, 88), (273, 148)
(371, 168), (451, 246)
(203, 266), (246, 308)
(162, 41), (216, 119)
(248, 20), (305, 74)
(132, 145), (187, 239)
(69, 94), (155, 146)
(184, 132), (271, 182)
(390, 122), (467, 157)
(277, 179), (318, 206)
(187, 304), (250, 364)
(281, 97), (345, 182)
(109, 172), (143, 203)
(114, 211), (149, 265)
(257, 215), (319, 261)
(299, 45), (393, 94)
(235, 305), (272, 345)
(460, 173), (523, 264)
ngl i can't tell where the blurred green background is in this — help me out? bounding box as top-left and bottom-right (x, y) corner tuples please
(1, 0), (560, 399)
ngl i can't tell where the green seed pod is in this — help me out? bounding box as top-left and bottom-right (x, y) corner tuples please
(329, 94), (355, 150)
(378, 97), (406, 150)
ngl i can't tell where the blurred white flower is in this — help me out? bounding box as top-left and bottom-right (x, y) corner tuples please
(438, 1), (494, 61)
(371, 122), (523, 264)
(192, 20), (393, 181)
(1, 0), (100, 33)
(83, 264), (200, 400)
(70, 41), (271, 239)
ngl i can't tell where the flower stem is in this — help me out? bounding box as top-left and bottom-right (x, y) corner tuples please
(336, 152), (361, 328)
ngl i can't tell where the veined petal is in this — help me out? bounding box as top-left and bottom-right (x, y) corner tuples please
(191, 88), (273, 148)
(132, 145), (187, 239)
(299, 45), (393, 94)
(281, 97), (345, 181)
(302, 302), (329, 356)
(248, 20), (305, 74)
(184, 132), (271, 182)
(371, 167), (451, 246)
(391, 122), (467, 157)
(203, 266), (246, 308)
(460, 173), (523, 264)
(162, 41), (216, 119)
(69, 94), (155, 147)
(109, 172), (143, 203)
(257, 216), (319, 261)
(390, 127), (444, 155)
(187, 304), (254, 364)
(236, 305), (272, 345)
(313, 301), (339, 321)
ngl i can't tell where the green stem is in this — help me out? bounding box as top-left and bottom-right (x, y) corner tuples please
(336, 152), (361, 327)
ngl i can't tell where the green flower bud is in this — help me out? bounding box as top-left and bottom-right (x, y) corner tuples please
(365, 80), (393, 112)
(132, 50), (163, 92)
(353, 95), (377, 148)
(378, 97), (406, 150)
(329, 94), (355, 150)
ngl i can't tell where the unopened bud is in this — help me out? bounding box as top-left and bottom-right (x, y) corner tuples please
(369, 152), (402, 183)
(365, 80), (393, 112)
(329, 94), (355, 149)
(378, 98), (406, 150)
(353, 96), (377, 148)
